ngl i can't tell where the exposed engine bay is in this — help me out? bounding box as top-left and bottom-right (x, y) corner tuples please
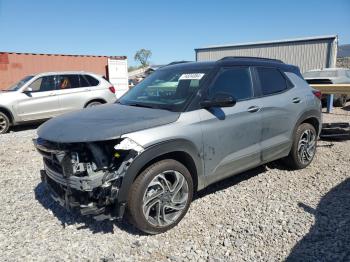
(34, 137), (143, 220)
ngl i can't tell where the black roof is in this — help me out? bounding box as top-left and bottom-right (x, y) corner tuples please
(161, 56), (300, 74)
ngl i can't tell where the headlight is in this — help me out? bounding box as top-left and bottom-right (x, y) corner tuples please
(114, 138), (144, 152)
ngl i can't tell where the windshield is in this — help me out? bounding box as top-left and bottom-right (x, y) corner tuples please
(119, 68), (211, 111)
(303, 70), (338, 78)
(6, 75), (34, 91)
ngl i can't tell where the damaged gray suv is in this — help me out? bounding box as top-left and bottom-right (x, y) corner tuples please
(34, 57), (322, 234)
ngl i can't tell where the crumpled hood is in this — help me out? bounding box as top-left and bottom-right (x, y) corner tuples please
(37, 103), (180, 143)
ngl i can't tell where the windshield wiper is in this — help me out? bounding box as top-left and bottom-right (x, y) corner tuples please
(127, 103), (155, 109)
(122, 102), (175, 111)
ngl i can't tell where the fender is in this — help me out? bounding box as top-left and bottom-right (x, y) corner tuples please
(0, 106), (15, 124)
(293, 108), (322, 136)
(117, 139), (204, 204)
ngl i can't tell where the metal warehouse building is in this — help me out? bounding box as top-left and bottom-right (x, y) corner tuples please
(195, 35), (338, 73)
(0, 52), (128, 91)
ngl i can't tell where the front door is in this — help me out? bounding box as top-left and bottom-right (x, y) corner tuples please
(16, 75), (60, 121)
(199, 66), (262, 185)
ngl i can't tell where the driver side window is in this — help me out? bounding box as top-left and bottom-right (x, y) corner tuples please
(209, 67), (253, 101)
(29, 76), (56, 92)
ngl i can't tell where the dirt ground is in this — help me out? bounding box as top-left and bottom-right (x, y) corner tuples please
(0, 103), (349, 261)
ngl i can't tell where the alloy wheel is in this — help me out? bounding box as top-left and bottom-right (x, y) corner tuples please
(142, 170), (189, 227)
(297, 129), (316, 165)
(87, 102), (102, 107)
(0, 115), (8, 133)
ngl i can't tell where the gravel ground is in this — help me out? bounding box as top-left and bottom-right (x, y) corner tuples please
(0, 104), (349, 261)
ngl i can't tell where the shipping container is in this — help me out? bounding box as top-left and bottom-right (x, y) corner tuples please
(195, 35), (338, 73)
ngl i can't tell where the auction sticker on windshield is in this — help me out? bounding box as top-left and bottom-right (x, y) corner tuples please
(179, 73), (205, 80)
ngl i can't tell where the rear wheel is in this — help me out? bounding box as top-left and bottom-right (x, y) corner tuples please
(86, 101), (103, 107)
(127, 159), (193, 234)
(0, 112), (10, 134)
(282, 123), (317, 170)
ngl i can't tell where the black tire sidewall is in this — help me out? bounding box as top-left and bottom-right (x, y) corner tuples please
(127, 159), (193, 234)
(0, 112), (10, 134)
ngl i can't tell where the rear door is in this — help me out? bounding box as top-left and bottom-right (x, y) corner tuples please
(16, 75), (60, 121)
(199, 66), (262, 185)
(56, 74), (91, 113)
(254, 67), (304, 161)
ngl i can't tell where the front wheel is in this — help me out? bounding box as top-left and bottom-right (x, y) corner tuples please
(0, 112), (10, 134)
(282, 123), (317, 170)
(127, 159), (193, 234)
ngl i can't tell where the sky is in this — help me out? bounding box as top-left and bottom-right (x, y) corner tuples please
(0, 0), (349, 66)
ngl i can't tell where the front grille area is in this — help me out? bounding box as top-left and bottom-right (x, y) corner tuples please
(43, 171), (99, 208)
(34, 137), (123, 220)
(43, 158), (63, 174)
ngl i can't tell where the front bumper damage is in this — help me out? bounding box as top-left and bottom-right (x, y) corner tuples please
(33, 137), (143, 221)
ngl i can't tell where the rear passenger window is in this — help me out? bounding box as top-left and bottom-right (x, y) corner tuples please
(83, 75), (99, 86)
(209, 67), (253, 101)
(256, 67), (287, 95)
(57, 75), (80, 89)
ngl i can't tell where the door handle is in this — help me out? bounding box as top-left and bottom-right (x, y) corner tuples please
(247, 106), (261, 113)
(292, 97), (301, 103)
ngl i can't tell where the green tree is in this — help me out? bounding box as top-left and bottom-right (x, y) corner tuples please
(134, 49), (152, 67)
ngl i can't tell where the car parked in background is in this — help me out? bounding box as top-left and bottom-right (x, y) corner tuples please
(34, 57), (322, 234)
(303, 68), (350, 107)
(0, 71), (117, 133)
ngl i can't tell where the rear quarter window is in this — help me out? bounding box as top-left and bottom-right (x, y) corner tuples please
(256, 67), (288, 95)
(83, 75), (100, 87)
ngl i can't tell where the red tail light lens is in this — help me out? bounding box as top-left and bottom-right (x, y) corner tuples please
(109, 86), (115, 94)
(312, 90), (322, 100)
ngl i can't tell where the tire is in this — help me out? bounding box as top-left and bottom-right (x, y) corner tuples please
(282, 123), (317, 170)
(127, 159), (193, 234)
(0, 112), (10, 134)
(85, 101), (103, 107)
(334, 95), (347, 107)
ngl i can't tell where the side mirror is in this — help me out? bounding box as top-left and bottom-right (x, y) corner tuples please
(24, 87), (33, 93)
(22, 87), (33, 96)
(200, 93), (236, 108)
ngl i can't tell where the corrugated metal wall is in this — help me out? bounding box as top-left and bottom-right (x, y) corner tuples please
(0, 53), (118, 89)
(196, 37), (338, 73)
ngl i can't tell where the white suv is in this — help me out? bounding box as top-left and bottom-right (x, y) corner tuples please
(0, 71), (117, 133)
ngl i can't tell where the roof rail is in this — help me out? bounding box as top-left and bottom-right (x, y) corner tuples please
(166, 61), (192, 66)
(219, 56), (284, 63)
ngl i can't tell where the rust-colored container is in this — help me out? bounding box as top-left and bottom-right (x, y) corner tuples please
(0, 52), (126, 89)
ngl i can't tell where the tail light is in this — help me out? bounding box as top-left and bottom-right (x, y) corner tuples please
(312, 90), (322, 100)
(109, 86), (115, 94)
